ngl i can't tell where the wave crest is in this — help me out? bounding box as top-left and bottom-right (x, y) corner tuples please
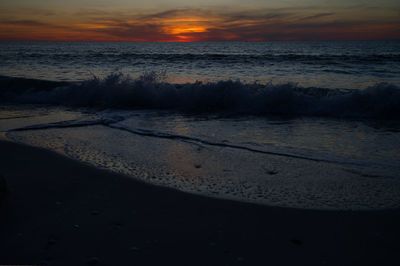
(1, 72), (399, 119)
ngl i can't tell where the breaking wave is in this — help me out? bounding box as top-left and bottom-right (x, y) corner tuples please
(1, 73), (399, 119)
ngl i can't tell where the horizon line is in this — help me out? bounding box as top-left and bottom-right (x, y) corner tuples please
(1, 39), (399, 43)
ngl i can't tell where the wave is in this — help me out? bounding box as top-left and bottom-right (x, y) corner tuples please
(2, 52), (398, 64)
(1, 73), (400, 119)
(7, 117), (364, 165)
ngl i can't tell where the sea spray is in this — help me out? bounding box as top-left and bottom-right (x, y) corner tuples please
(1, 73), (399, 119)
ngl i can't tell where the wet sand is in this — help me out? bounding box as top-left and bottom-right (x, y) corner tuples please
(0, 140), (399, 265)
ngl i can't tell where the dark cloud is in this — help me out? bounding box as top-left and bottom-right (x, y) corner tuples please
(0, 19), (81, 32)
(0, 19), (50, 27)
(221, 11), (293, 23)
(290, 21), (357, 29)
(302, 12), (334, 20)
(92, 23), (174, 41)
(138, 9), (198, 20)
(73, 9), (127, 21)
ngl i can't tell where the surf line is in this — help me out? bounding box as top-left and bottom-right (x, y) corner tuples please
(9, 117), (363, 166)
(0, 115), (39, 120)
(105, 123), (354, 164)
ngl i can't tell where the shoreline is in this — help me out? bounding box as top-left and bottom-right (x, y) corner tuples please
(1, 140), (399, 265)
(2, 139), (399, 212)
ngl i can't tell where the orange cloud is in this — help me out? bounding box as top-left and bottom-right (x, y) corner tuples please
(0, 8), (399, 41)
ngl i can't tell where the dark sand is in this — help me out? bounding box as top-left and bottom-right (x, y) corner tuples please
(0, 141), (399, 266)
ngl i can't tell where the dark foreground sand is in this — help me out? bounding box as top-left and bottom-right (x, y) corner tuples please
(0, 141), (399, 266)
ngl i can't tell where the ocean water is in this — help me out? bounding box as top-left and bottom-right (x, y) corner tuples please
(1, 41), (400, 210)
(1, 41), (399, 88)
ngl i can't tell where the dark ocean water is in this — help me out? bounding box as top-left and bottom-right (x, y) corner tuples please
(1, 41), (399, 88)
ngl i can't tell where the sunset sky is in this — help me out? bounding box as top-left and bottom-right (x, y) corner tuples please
(0, 0), (399, 41)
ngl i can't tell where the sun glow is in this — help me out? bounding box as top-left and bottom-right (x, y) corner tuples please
(75, 24), (111, 29)
(168, 26), (207, 35)
(159, 17), (210, 41)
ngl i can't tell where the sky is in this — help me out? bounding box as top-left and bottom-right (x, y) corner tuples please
(0, 0), (399, 41)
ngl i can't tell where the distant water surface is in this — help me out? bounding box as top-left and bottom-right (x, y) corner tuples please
(1, 41), (399, 89)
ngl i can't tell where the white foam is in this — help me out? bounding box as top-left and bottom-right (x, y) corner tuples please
(3, 106), (400, 211)
(1, 73), (399, 119)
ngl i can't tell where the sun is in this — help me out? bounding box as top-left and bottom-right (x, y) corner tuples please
(160, 17), (209, 41)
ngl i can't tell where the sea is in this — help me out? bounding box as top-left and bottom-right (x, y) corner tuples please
(1, 41), (400, 210)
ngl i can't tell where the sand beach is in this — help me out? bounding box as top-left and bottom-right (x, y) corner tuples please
(1, 140), (399, 265)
